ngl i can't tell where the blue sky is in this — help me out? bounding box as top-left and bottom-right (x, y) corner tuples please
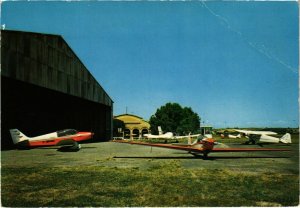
(1, 1), (298, 128)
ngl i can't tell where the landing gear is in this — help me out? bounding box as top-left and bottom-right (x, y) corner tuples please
(203, 151), (209, 160)
(244, 135), (259, 145)
(57, 142), (81, 152)
(190, 153), (201, 158)
(71, 142), (81, 150)
(190, 152), (209, 159)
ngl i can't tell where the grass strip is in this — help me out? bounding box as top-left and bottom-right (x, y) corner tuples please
(1, 164), (299, 207)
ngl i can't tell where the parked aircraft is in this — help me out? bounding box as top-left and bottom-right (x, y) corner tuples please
(228, 134), (242, 139)
(229, 129), (292, 145)
(9, 129), (93, 150)
(143, 126), (202, 141)
(113, 137), (290, 159)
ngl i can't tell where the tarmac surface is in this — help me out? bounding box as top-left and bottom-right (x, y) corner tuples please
(1, 141), (298, 174)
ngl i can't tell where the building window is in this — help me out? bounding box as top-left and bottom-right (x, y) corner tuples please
(132, 129), (140, 139)
(141, 129), (149, 137)
(124, 129), (130, 139)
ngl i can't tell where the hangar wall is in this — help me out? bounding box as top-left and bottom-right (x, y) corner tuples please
(1, 30), (113, 148)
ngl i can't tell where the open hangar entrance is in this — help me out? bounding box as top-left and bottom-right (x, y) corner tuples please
(1, 30), (113, 149)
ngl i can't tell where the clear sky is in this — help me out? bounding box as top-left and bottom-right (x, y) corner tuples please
(1, 1), (299, 128)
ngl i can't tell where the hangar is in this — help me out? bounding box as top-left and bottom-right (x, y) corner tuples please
(1, 30), (113, 149)
(113, 114), (150, 139)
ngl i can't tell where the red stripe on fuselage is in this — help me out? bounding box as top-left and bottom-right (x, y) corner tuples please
(28, 132), (92, 147)
(71, 132), (93, 142)
(29, 138), (66, 147)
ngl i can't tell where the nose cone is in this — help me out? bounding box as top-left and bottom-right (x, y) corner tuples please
(201, 138), (216, 151)
(73, 132), (93, 142)
(202, 138), (215, 143)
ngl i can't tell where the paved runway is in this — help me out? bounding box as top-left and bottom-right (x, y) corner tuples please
(1, 141), (297, 174)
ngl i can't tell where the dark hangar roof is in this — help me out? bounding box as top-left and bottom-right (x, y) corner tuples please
(1, 29), (113, 106)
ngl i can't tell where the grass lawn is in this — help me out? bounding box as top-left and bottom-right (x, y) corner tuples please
(1, 134), (299, 207)
(2, 163), (299, 207)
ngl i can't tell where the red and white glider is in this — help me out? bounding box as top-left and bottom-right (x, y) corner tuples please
(113, 137), (290, 159)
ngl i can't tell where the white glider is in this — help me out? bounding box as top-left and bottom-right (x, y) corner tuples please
(230, 129), (291, 144)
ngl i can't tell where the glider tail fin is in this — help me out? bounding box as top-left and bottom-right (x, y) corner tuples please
(187, 133), (193, 145)
(9, 129), (29, 144)
(158, 126), (163, 135)
(189, 134), (201, 146)
(280, 133), (292, 144)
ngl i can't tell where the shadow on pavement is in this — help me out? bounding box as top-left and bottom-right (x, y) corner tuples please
(113, 155), (290, 160)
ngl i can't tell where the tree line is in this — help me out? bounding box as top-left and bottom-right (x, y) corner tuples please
(149, 102), (200, 135)
(113, 102), (201, 136)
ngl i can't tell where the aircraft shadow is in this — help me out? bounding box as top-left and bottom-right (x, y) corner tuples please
(56, 146), (97, 152)
(205, 155), (290, 160)
(113, 155), (290, 160)
(113, 156), (198, 160)
(229, 143), (292, 147)
(33, 146), (97, 150)
(57, 147), (80, 152)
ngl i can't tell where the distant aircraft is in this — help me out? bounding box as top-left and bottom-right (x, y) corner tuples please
(113, 137), (290, 159)
(143, 126), (202, 141)
(228, 134), (242, 139)
(9, 129), (93, 151)
(228, 129), (292, 145)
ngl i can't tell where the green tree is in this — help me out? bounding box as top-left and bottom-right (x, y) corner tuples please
(149, 103), (201, 135)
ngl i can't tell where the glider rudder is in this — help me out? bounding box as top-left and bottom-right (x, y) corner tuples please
(280, 133), (292, 144)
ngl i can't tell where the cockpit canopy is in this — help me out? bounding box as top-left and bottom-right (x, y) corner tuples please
(57, 129), (78, 137)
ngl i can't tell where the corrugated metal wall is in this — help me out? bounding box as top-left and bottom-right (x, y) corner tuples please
(1, 30), (113, 148)
(1, 30), (112, 106)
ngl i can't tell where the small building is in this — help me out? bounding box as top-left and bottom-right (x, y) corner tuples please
(200, 125), (213, 135)
(113, 114), (150, 139)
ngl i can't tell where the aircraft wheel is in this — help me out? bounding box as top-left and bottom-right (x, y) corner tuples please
(203, 152), (208, 160)
(57, 144), (80, 152)
(70, 142), (81, 150)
